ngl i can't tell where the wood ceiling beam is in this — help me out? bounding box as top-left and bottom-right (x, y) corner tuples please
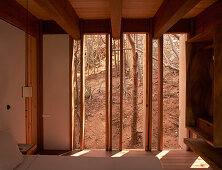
(0, 0), (39, 37)
(153, 0), (201, 38)
(110, 0), (122, 39)
(33, 0), (80, 39)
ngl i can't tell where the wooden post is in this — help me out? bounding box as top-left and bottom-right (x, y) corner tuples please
(69, 36), (74, 150)
(37, 21), (43, 151)
(119, 34), (123, 151)
(158, 36), (163, 151)
(109, 36), (113, 151)
(145, 20), (153, 151)
(186, 33), (193, 151)
(106, 34), (109, 151)
(80, 34), (85, 151)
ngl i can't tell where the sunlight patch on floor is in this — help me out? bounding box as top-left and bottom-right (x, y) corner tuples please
(155, 150), (169, 159)
(191, 156), (209, 168)
(71, 150), (90, 157)
(111, 150), (129, 157)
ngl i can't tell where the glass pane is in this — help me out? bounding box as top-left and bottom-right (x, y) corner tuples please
(84, 35), (106, 149)
(122, 34), (145, 149)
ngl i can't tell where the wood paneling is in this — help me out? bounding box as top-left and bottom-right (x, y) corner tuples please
(33, 0), (80, 39)
(110, 0), (122, 39)
(153, 0), (201, 38)
(157, 36), (163, 151)
(213, 25), (222, 148)
(0, 0), (39, 37)
(186, 42), (213, 127)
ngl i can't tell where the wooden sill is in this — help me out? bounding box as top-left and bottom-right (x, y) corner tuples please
(187, 126), (213, 147)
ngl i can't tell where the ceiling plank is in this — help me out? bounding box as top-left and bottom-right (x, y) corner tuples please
(33, 0), (80, 39)
(153, 0), (201, 38)
(110, 0), (122, 39)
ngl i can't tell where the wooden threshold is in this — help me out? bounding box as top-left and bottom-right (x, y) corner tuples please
(184, 138), (222, 170)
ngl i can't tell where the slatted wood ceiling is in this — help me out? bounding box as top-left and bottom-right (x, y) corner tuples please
(16, 0), (216, 20)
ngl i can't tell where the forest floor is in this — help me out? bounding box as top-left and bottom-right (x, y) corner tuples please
(74, 64), (180, 150)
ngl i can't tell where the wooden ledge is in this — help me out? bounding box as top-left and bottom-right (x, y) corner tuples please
(184, 138), (222, 169)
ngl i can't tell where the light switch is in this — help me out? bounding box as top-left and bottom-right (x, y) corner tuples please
(22, 86), (33, 97)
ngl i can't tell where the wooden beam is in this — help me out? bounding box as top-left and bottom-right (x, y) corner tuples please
(0, 0), (39, 37)
(37, 21), (44, 151)
(110, 0), (122, 39)
(109, 36), (113, 151)
(119, 34), (123, 150)
(167, 19), (191, 33)
(69, 36), (74, 150)
(106, 34), (109, 151)
(42, 21), (66, 34)
(153, 0), (201, 38)
(25, 34), (38, 145)
(158, 36), (163, 151)
(122, 19), (149, 33)
(80, 34), (85, 150)
(33, 0), (80, 39)
(82, 19), (110, 34)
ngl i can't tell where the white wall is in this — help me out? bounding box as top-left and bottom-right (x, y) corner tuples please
(43, 35), (70, 150)
(0, 19), (26, 143)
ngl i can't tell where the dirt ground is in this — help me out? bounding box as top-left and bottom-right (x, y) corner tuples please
(74, 61), (180, 150)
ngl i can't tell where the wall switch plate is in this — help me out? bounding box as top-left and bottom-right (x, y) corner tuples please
(22, 86), (33, 97)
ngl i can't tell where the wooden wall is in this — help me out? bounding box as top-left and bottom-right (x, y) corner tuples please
(186, 42), (213, 127)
